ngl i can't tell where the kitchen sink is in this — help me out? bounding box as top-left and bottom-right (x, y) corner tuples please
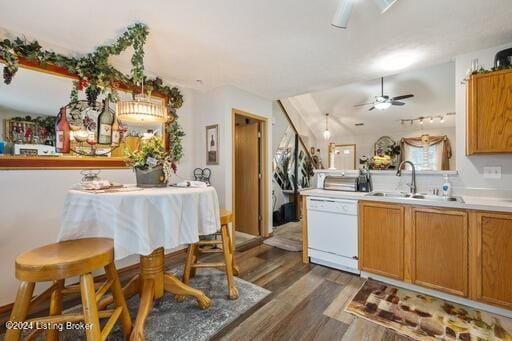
(366, 192), (411, 198)
(366, 192), (465, 203)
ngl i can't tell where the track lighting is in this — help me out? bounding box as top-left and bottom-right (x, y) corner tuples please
(331, 0), (353, 29)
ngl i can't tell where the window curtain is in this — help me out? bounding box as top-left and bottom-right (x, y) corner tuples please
(400, 134), (452, 170)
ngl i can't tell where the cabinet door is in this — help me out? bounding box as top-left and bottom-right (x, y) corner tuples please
(467, 70), (512, 154)
(470, 211), (512, 308)
(411, 207), (468, 297)
(359, 201), (404, 280)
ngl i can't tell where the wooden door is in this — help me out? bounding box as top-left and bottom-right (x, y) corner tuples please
(411, 207), (468, 297)
(234, 122), (260, 236)
(359, 201), (404, 280)
(470, 211), (512, 308)
(467, 69), (512, 154)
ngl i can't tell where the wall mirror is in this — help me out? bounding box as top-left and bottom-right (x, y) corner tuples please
(281, 61), (457, 172)
(0, 61), (168, 169)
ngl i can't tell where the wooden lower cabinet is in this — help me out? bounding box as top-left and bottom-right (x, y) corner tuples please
(359, 201), (404, 280)
(410, 207), (468, 297)
(470, 211), (512, 309)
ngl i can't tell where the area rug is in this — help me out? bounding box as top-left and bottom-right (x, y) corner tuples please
(263, 235), (302, 252)
(25, 267), (270, 341)
(345, 280), (512, 340)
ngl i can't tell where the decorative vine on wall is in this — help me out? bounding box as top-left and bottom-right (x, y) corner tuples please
(0, 23), (186, 164)
(0, 23), (184, 113)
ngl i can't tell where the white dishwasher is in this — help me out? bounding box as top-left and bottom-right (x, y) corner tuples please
(307, 196), (359, 274)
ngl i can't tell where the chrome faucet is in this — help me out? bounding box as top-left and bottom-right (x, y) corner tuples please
(396, 160), (416, 194)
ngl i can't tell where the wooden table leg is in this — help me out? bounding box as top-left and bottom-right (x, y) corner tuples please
(127, 247), (211, 339)
(130, 278), (154, 341)
(163, 273), (211, 310)
(97, 274), (140, 311)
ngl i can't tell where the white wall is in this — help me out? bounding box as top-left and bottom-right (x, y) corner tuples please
(0, 88), (197, 306)
(193, 85), (273, 231)
(455, 42), (512, 192)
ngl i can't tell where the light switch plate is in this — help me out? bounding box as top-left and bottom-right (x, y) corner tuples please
(484, 166), (502, 179)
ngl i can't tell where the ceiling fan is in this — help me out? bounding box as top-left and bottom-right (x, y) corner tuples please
(332, 0), (399, 29)
(354, 77), (414, 111)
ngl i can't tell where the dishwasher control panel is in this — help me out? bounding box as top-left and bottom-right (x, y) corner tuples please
(307, 197), (358, 216)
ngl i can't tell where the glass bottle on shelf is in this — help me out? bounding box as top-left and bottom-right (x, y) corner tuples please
(111, 110), (120, 147)
(55, 107), (71, 153)
(97, 96), (113, 145)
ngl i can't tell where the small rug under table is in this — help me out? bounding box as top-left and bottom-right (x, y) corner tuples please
(344, 279), (512, 341)
(51, 267), (269, 341)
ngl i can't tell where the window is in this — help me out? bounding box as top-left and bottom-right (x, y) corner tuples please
(403, 144), (442, 170)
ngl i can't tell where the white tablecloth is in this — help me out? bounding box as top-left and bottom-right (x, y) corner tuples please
(58, 186), (220, 260)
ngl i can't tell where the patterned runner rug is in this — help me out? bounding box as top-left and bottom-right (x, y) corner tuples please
(345, 280), (512, 340)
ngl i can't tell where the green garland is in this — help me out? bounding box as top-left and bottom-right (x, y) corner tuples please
(471, 64), (512, 75)
(0, 23), (184, 114)
(0, 23), (186, 168)
(168, 120), (185, 163)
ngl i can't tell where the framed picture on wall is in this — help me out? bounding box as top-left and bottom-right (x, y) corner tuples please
(206, 124), (219, 165)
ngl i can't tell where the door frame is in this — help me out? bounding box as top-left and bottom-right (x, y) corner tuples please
(232, 108), (269, 238)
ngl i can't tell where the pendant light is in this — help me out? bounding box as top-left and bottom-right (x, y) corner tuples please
(323, 113), (331, 140)
(117, 79), (167, 124)
(116, 46), (168, 124)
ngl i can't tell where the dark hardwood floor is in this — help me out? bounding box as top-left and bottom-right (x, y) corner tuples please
(192, 240), (415, 341)
(1, 237), (413, 340)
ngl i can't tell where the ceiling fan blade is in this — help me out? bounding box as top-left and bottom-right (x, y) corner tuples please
(391, 101), (405, 106)
(354, 102), (374, 107)
(331, 0), (353, 28)
(392, 94), (414, 101)
(368, 106), (375, 111)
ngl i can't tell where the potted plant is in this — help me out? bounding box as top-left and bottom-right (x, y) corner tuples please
(125, 136), (173, 187)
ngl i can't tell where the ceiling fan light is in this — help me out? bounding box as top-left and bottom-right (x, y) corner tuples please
(331, 0), (353, 29)
(374, 101), (392, 110)
(373, 0), (399, 13)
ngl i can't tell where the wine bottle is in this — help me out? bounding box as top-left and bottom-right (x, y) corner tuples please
(210, 134), (216, 150)
(55, 107), (70, 153)
(97, 96), (113, 145)
(111, 110), (120, 146)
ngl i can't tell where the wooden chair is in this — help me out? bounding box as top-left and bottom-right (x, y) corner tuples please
(181, 209), (240, 300)
(5, 238), (132, 341)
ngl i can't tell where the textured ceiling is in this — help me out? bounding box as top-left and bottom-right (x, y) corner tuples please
(0, 0), (511, 99)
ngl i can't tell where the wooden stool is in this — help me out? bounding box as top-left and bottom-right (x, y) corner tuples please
(181, 209), (240, 300)
(5, 238), (132, 341)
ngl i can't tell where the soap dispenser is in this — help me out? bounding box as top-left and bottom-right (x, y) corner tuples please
(442, 174), (451, 197)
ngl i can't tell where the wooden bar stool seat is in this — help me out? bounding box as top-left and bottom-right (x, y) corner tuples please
(6, 238), (132, 341)
(180, 209), (240, 300)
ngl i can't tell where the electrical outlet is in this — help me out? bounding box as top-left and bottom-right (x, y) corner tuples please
(484, 166), (502, 179)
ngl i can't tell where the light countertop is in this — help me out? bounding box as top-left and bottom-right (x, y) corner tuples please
(300, 188), (512, 213)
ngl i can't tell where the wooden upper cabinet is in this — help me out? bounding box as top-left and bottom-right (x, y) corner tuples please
(410, 207), (468, 297)
(470, 211), (512, 309)
(467, 69), (512, 155)
(359, 201), (404, 280)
